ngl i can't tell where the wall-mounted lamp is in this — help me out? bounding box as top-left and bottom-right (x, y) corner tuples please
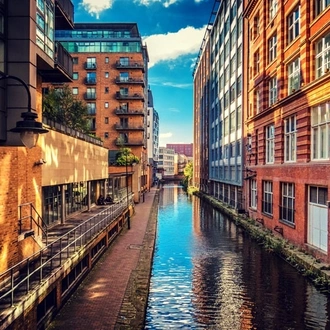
(0, 74), (48, 148)
(34, 159), (47, 166)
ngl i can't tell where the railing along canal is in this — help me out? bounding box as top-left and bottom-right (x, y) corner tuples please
(0, 196), (132, 308)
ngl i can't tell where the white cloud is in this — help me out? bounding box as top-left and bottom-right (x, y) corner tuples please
(160, 132), (173, 139)
(134, 0), (180, 7)
(143, 25), (207, 68)
(80, 0), (114, 18)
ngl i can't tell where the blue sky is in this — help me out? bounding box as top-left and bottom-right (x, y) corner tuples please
(72, 0), (213, 146)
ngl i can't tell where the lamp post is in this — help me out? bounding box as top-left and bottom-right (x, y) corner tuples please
(0, 74), (48, 148)
(125, 150), (137, 230)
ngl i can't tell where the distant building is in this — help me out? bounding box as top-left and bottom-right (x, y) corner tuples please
(166, 143), (193, 157)
(147, 88), (159, 185)
(157, 147), (175, 178)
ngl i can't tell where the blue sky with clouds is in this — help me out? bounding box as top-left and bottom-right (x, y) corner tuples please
(71, 0), (213, 146)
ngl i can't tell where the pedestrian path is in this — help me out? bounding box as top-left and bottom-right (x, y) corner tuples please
(48, 188), (158, 330)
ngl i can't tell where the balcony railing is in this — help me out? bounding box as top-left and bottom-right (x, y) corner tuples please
(115, 108), (144, 116)
(115, 61), (144, 71)
(85, 62), (97, 70)
(115, 138), (144, 146)
(115, 77), (145, 86)
(54, 42), (73, 80)
(84, 92), (96, 100)
(55, 0), (74, 29)
(115, 124), (144, 131)
(85, 77), (97, 84)
(115, 92), (144, 100)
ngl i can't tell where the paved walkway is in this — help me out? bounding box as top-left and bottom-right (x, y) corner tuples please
(48, 188), (158, 330)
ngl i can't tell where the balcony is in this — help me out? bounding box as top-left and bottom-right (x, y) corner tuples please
(115, 124), (144, 131)
(38, 42), (73, 82)
(115, 77), (145, 86)
(84, 92), (97, 100)
(115, 138), (144, 146)
(115, 92), (144, 101)
(55, 0), (74, 30)
(85, 62), (97, 70)
(115, 108), (144, 116)
(115, 61), (145, 72)
(85, 77), (97, 85)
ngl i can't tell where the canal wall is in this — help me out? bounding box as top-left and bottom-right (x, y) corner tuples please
(196, 191), (330, 292)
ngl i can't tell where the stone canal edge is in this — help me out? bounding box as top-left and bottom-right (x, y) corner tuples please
(114, 189), (330, 329)
(114, 189), (159, 330)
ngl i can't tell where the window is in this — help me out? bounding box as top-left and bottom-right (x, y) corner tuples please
(254, 50), (260, 75)
(310, 186), (328, 205)
(255, 88), (261, 114)
(315, 0), (330, 17)
(86, 72), (96, 84)
(105, 117), (109, 124)
(311, 102), (330, 160)
(104, 132), (109, 138)
(73, 72), (79, 80)
(120, 72), (129, 82)
(105, 57), (109, 63)
(230, 83), (236, 103)
(72, 87), (78, 95)
(86, 87), (96, 99)
(268, 33), (277, 63)
(105, 72), (109, 78)
(315, 33), (330, 78)
(105, 87), (109, 93)
(237, 75), (242, 95)
(105, 102), (109, 108)
(284, 116), (297, 162)
(269, 0), (277, 20)
(266, 124), (275, 163)
(269, 76), (277, 106)
(288, 6), (300, 43)
(119, 57), (129, 65)
(86, 57), (96, 69)
(250, 179), (257, 209)
(119, 87), (128, 95)
(73, 57), (78, 64)
(280, 182), (295, 224)
(288, 58), (300, 93)
(87, 103), (96, 115)
(262, 180), (273, 215)
(254, 13), (260, 38)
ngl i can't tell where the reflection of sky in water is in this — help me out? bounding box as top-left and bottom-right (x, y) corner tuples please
(145, 186), (330, 329)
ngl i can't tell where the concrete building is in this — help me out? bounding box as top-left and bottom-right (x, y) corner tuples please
(147, 88), (159, 186)
(157, 147), (175, 179)
(54, 23), (149, 202)
(194, 0), (245, 210)
(244, 0), (330, 262)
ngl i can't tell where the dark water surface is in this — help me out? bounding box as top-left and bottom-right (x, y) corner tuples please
(145, 185), (330, 330)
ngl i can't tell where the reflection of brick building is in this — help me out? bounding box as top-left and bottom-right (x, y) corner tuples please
(166, 143), (193, 157)
(244, 1), (330, 261)
(53, 23), (149, 201)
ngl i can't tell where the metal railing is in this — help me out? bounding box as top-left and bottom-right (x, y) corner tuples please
(0, 196), (132, 308)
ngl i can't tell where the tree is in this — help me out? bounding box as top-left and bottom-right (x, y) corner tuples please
(116, 147), (140, 165)
(43, 85), (90, 133)
(182, 161), (193, 189)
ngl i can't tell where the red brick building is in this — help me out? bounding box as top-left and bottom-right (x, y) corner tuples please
(166, 143), (193, 157)
(244, 0), (330, 261)
(54, 23), (150, 201)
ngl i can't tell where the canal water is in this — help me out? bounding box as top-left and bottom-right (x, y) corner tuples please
(145, 185), (330, 329)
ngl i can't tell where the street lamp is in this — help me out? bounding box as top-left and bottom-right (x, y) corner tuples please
(0, 74), (48, 148)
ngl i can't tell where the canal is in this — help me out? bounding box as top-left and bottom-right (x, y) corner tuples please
(145, 185), (330, 329)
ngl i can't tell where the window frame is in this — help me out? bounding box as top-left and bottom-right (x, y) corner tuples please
(262, 180), (273, 215)
(287, 6), (300, 44)
(284, 115), (297, 162)
(269, 76), (277, 106)
(266, 124), (275, 164)
(268, 33), (277, 63)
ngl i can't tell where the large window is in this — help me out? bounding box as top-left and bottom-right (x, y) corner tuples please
(269, 76), (277, 106)
(266, 124), (275, 163)
(284, 115), (297, 162)
(311, 102), (330, 160)
(262, 181), (273, 215)
(280, 182), (295, 224)
(287, 6), (300, 43)
(269, 0), (278, 20)
(316, 33), (330, 78)
(250, 179), (257, 209)
(315, 0), (330, 17)
(268, 33), (277, 63)
(288, 58), (300, 94)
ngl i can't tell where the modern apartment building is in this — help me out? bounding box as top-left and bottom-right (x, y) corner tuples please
(54, 23), (149, 201)
(244, 0), (330, 261)
(147, 88), (159, 186)
(157, 147), (175, 178)
(194, 0), (245, 209)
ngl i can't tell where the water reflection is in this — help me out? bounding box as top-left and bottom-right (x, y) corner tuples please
(145, 185), (330, 329)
